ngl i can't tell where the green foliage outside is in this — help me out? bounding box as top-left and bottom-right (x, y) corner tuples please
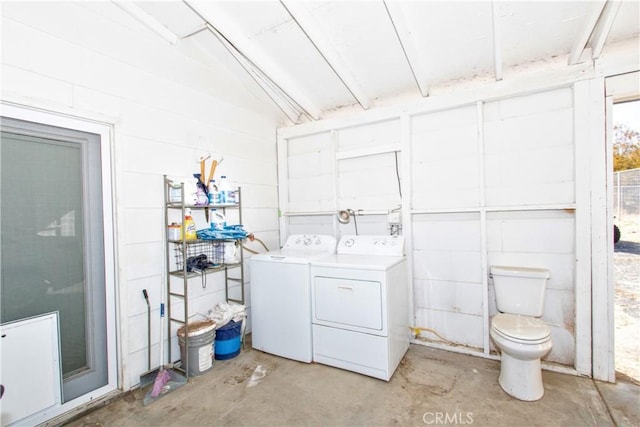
(613, 123), (640, 172)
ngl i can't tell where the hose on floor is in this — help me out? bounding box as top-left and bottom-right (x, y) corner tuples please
(411, 326), (455, 345)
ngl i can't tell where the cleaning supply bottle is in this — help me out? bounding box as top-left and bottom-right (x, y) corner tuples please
(210, 209), (226, 230)
(168, 222), (181, 240)
(183, 208), (197, 240)
(218, 175), (230, 203)
(208, 180), (219, 205)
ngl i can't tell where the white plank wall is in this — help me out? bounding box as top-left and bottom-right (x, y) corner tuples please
(413, 213), (485, 349)
(1, 2), (281, 390)
(281, 86), (583, 368)
(287, 132), (334, 213)
(411, 106), (480, 210)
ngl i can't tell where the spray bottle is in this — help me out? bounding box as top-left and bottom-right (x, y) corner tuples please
(182, 208), (197, 240)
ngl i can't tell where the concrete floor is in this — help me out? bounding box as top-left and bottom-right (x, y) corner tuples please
(66, 342), (639, 427)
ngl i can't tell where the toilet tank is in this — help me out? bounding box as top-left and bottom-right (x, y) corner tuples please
(490, 266), (550, 317)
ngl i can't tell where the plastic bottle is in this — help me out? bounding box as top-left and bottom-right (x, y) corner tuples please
(218, 175), (230, 204)
(210, 209), (226, 230)
(168, 222), (181, 240)
(169, 186), (182, 203)
(208, 180), (219, 205)
(183, 208), (197, 240)
(226, 181), (236, 204)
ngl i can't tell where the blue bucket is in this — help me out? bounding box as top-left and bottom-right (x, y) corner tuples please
(215, 320), (242, 360)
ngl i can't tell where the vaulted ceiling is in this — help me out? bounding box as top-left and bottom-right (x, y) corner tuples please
(116, 1), (639, 124)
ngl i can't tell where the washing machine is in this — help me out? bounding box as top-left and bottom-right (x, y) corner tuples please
(310, 235), (409, 381)
(250, 234), (336, 363)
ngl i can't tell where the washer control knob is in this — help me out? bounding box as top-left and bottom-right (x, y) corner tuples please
(344, 238), (355, 247)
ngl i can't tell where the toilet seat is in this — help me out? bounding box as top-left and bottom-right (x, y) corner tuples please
(492, 313), (550, 344)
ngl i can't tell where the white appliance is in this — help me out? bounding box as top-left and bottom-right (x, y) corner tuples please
(310, 235), (409, 381)
(250, 234), (336, 363)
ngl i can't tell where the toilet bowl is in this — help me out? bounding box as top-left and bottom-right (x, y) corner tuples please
(490, 313), (552, 401)
(489, 265), (552, 401)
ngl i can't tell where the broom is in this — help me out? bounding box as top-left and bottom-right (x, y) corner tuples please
(150, 302), (170, 398)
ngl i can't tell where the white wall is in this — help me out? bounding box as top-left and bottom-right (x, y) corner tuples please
(412, 89), (576, 364)
(277, 76), (634, 372)
(1, 2), (281, 390)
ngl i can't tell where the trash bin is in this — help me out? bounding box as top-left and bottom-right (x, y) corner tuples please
(177, 320), (216, 376)
(214, 320), (242, 360)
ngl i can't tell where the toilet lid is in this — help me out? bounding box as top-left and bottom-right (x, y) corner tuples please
(492, 313), (550, 341)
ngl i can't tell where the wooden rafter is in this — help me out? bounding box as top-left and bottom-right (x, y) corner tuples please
(568, 0), (607, 65)
(383, 1), (430, 97)
(280, 0), (371, 110)
(491, 0), (503, 81)
(591, 0), (623, 60)
(186, 0), (322, 120)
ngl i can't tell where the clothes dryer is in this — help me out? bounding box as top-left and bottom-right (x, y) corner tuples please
(310, 235), (409, 380)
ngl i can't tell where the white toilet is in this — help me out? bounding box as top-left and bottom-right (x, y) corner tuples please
(489, 265), (552, 401)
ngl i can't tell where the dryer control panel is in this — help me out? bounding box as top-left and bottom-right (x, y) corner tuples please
(337, 235), (405, 256)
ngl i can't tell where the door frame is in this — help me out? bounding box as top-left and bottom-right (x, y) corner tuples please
(599, 72), (640, 382)
(0, 101), (119, 421)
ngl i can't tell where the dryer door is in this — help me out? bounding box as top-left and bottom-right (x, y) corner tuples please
(313, 276), (383, 332)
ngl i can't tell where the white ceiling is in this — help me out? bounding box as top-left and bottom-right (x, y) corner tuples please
(119, 1), (640, 124)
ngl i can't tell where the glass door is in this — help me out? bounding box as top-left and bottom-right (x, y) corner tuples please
(0, 118), (108, 401)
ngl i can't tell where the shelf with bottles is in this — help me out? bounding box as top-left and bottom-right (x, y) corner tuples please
(167, 174), (240, 210)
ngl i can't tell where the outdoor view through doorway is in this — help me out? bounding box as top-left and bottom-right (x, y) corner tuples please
(612, 99), (640, 384)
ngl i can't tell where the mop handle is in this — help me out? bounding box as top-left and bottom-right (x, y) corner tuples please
(143, 289), (150, 370)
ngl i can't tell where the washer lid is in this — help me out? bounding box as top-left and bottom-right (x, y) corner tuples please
(492, 313), (550, 341)
(251, 248), (333, 264)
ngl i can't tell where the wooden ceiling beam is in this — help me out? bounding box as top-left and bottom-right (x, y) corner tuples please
(186, 0), (322, 120)
(568, 0), (607, 65)
(491, 1), (503, 81)
(383, 1), (430, 97)
(204, 24), (302, 124)
(591, 0), (623, 60)
(280, 0), (371, 110)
